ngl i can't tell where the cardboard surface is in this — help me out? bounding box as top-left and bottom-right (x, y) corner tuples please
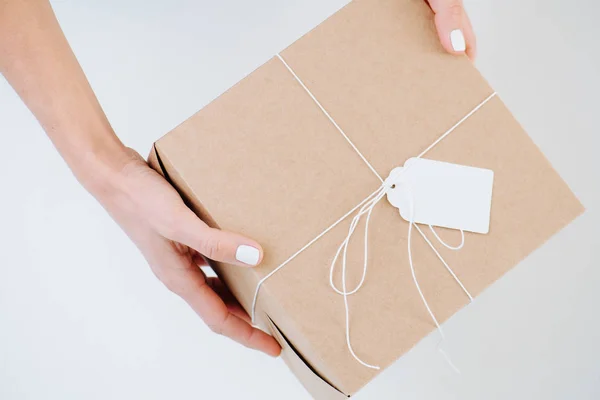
(150, 0), (584, 396)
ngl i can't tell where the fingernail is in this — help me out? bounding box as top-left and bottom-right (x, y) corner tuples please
(236, 245), (261, 266)
(450, 29), (466, 52)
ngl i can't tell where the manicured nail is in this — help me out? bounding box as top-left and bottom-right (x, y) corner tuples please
(236, 245), (260, 266)
(450, 29), (466, 52)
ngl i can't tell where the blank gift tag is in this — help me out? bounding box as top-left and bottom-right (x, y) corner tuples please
(386, 158), (494, 234)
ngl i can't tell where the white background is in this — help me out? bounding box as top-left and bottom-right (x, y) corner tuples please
(1, 1), (598, 399)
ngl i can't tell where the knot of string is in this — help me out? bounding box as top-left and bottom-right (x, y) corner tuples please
(250, 53), (497, 370)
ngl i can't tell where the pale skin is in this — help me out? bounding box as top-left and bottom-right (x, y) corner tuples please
(0, 0), (476, 358)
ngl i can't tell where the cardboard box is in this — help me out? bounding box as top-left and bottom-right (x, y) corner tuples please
(149, 0), (584, 397)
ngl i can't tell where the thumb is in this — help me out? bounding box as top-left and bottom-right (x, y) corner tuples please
(428, 0), (477, 60)
(166, 207), (263, 267)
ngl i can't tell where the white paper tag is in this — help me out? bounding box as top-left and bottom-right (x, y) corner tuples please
(386, 158), (494, 234)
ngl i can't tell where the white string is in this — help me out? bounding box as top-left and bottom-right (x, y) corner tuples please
(329, 186), (387, 296)
(405, 186), (470, 373)
(251, 53), (497, 368)
(276, 54), (383, 183)
(406, 191), (441, 332)
(415, 91), (498, 159)
(333, 186), (388, 369)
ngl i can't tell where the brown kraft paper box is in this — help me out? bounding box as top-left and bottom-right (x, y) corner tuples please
(148, 0), (584, 397)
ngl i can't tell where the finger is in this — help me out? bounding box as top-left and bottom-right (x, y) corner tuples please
(154, 243), (280, 356)
(184, 274), (281, 357)
(191, 251), (209, 267)
(206, 277), (252, 324)
(462, 13), (477, 60)
(165, 206), (264, 267)
(428, 0), (477, 59)
(192, 257), (250, 323)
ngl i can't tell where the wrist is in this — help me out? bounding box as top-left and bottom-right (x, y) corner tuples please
(65, 134), (137, 200)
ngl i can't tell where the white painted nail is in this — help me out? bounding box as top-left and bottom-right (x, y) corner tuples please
(236, 245), (260, 266)
(450, 29), (466, 52)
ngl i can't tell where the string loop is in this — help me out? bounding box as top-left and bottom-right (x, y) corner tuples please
(429, 226), (465, 250)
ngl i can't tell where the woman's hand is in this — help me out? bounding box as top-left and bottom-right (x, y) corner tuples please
(1, 0), (280, 357)
(93, 149), (281, 357)
(427, 0), (477, 60)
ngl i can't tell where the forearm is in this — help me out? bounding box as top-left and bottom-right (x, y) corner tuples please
(0, 0), (130, 194)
